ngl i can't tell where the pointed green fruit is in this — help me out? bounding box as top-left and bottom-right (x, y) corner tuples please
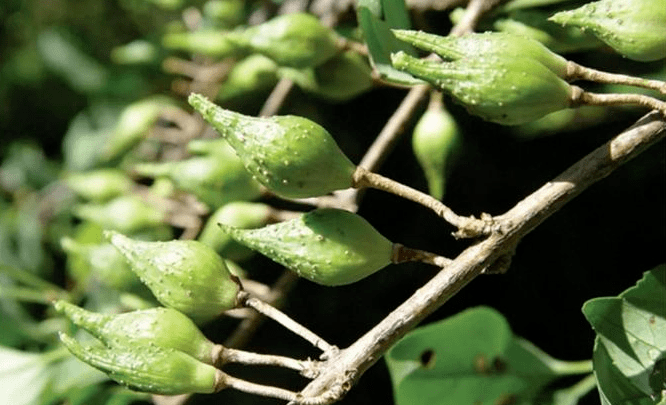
(198, 202), (273, 261)
(219, 208), (393, 286)
(162, 30), (244, 57)
(60, 237), (140, 290)
(230, 12), (340, 68)
(550, 0), (666, 61)
(133, 154), (262, 209)
(54, 301), (218, 364)
(202, 0), (244, 29)
(106, 231), (240, 323)
(217, 54), (279, 102)
(279, 50), (374, 102)
(73, 196), (165, 234)
(492, 10), (603, 54)
(391, 51), (573, 125)
(101, 97), (174, 162)
(59, 333), (224, 395)
(392, 30), (568, 78)
(412, 103), (460, 200)
(65, 169), (133, 202)
(188, 94), (356, 198)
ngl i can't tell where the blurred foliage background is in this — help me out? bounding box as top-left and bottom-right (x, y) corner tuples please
(0, 0), (664, 404)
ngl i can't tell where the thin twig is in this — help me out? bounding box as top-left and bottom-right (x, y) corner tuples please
(215, 345), (314, 375)
(566, 61), (666, 95)
(570, 86), (666, 115)
(292, 112), (666, 403)
(352, 167), (493, 237)
(391, 244), (452, 267)
(225, 271), (300, 348)
(450, 0), (502, 36)
(240, 294), (337, 355)
(259, 77), (296, 117)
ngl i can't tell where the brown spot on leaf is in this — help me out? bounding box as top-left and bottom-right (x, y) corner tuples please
(419, 349), (436, 369)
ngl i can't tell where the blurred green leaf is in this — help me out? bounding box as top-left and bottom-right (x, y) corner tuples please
(583, 264), (666, 402)
(37, 28), (109, 94)
(382, 0), (411, 30)
(0, 346), (55, 405)
(385, 306), (575, 405)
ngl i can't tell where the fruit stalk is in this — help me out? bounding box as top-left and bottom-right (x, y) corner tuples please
(239, 292), (336, 354)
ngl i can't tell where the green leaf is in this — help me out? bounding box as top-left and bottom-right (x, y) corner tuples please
(0, 346), (53, 405)
(356, 7), (423, 86)
(382, 0), (411, 30)
(583, 265), (666, 402)
(385, 306), (568, 405)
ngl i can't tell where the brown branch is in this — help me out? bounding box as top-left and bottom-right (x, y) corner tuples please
(290, 112), (666, 404)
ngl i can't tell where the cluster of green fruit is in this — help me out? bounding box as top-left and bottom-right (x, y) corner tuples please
(55, 0), (665, 396)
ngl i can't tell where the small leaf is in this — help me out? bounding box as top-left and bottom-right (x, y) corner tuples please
(356, 7), (423, 86)
(583, 265), (666, 402)
(386, 306), (567, 405)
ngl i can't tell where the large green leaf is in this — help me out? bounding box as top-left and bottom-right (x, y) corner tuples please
(385, 306), (572, 405)
(0, 346), (53, 405)
(583, 265), (666, 403)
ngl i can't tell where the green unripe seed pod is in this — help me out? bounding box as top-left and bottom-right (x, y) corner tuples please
(60, 237), (140, 290)
(188, 94), (356, 198)
(391, 51), (573, 125)
(219, 208), (393, 286)
(217, 54), (279, 102)
(54, 301), (218, 364)
(412, 102), (460, 200)
(550, 0), (666, 62)
(59, 332), (224, 395)
(198, 202), (273, 261)
(65, 169), (133, 202)
(492, 10), (603, 54)
(106, 231), (241, 323)
(101, 97), (174, 162)
(133, 154), (262, 209)
(110, 40), (159, 65)
(162, 30), (243, 57)
(230, 12), (340, 68)
(279, 50), (374, 102)
(392, 30), (568, 78)
(73, 196), (165, 234)
(203, 0), (244, 29)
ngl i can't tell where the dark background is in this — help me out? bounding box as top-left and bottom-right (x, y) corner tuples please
(1, 1), (664, 404)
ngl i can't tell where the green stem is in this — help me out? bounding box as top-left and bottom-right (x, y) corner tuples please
(555, 373), (597, 403)
(549, 358), (594, 375)
(0, 284), (66, 304)
(0, 264), (67, 295)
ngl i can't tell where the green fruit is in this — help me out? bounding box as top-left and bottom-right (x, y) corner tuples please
(110, 40), (159, 65)
(202, 0), (244, 28)
(279, 50), (374, 102)
(54, 301), (218, 364)
(392, 30), (568, 78)
(60, 237), (140, 290)
(391, 51), (573, 125)
(412, 103), (460, 200)
(217, 54), (279, 102)
(73, 196), (165, 234)
(106, 231), (241, 323)
(492, 9), (603, 54)
(65, 169), (133, 201)
(198, 201), (273, 261)
(219, 208), (394, 286)
(101, 97), (174, 162)
(59, 332), (223, 395)
(162, 30), (243, 57)
(133, 154), (262, 209)
(550, 0), (666, 61)
(230, 12), (340, 68)
(188, 94), (356, 198)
